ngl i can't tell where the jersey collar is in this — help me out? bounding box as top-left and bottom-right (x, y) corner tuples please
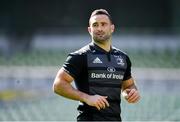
(90, 42), (113, 53)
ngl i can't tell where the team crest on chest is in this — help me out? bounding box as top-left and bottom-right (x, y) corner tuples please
(114, 56), (125, 66)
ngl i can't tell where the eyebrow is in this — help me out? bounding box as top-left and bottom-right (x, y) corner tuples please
(92, 21), (108, 25)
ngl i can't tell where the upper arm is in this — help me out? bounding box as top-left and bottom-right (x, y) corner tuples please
(63, 53), (84, 80)
(123, 55), (132, 81)
(121, 55), (134, 90)
(53, 68), (74, 87)
(54, 53), (84, 87)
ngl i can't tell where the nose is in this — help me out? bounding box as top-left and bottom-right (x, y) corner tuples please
(97, 25), (103, 31)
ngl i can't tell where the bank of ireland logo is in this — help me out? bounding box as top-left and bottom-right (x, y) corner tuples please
(107, 67), (116, 72)
(115, 56), (125, 66)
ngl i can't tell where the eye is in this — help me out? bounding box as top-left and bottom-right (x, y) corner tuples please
(92, 23), (98, 27)
(101, 22), (107, 26)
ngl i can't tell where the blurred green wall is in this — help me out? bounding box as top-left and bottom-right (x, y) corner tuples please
(0, 0), (179, 33)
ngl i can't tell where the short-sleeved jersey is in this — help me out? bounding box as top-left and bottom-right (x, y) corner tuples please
(63, 42), (132, 121)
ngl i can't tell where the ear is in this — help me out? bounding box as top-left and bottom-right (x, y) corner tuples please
(111, 24), (115, 33)
(88, 27), (91, 34)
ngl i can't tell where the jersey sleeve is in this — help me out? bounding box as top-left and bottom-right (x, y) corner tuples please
(123, 55), (132, 81)
(62, 53), (84, 80)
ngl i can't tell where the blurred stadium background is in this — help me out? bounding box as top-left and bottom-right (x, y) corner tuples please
(0, 0), (180, 121)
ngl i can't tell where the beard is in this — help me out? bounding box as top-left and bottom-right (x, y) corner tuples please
(93, 32), (111, 44)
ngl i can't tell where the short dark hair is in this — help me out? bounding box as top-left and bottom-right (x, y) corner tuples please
(89, 9), (113, 24)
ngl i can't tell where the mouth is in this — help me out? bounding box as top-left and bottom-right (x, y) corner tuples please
(96, 32), (104, 36)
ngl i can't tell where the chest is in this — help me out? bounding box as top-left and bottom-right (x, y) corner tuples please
(87, 53), (127, 81)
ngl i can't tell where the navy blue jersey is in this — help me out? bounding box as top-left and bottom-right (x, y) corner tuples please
(63, 42), (132, 121)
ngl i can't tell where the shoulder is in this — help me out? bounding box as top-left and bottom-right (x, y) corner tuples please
(70, 43), (91, 56)
(65, 44), (91, 62)
(112, 46), (131, 63)
(64, 45), (90, 67)
(112, 46), (128, 57)
(112, 46), (132, 68)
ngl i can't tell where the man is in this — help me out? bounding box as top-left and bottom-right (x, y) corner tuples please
(53, 9), (140, 121)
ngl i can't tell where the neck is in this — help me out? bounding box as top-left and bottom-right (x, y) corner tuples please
(93, 39), (111, 52)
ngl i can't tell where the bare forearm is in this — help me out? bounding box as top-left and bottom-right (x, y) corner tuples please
(122, 78), (137, 91)
(121, 78), (140, 103)
(53, 69), (110, 109)
(123, 83), (137, 91)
